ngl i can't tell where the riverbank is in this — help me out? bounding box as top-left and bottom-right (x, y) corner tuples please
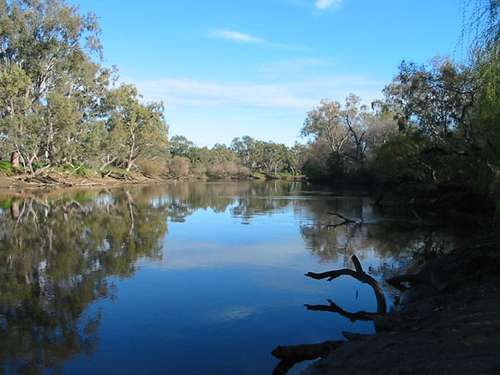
(0, 171), (308, 192)
(0, 172), (166, 191)
(282, 238), (500, 375)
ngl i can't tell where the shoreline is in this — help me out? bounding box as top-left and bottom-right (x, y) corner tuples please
(272, 238), (500, 375)
(0, 173), (306, 194)
(0, 173), (169, 192)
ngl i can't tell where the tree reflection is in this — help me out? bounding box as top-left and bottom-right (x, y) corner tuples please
(0, 181), (302, 373)
(159, 180), (299, 223)
(297, 194), (466, 269)
(0, 181), (472, 374)
(0, 188), (169, 374)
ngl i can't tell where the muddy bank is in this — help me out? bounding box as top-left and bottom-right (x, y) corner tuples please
(273, 238), (500, 375)
(0, 172), (169, 191)
(0, 172), (276, 192)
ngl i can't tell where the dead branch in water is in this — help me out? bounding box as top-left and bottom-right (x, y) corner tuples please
(305, 299), (381, 322)
(326, 211), (363, 227)
(272, 341), (342, 375)
(306, 254), (387, 314)
(271, 255), (388, 374)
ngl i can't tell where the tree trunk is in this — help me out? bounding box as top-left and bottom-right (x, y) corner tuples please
(10, 151), (20, 168)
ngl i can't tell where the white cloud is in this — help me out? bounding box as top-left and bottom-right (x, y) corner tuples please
(133, 78), (315, 110)
(315, 0), (342, 10)
(207, 28), (306, 51)
(209, 29), (265, 44)
(130, 75), (383, 112)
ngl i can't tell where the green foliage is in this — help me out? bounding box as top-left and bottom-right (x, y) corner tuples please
(230, 136), (300, 176)
(0, 0), (168, 175)
(70, 164), (95, 177)
(383, 58), (475, 139)
(0, 197), (12, 209)
(137, 158), (167, 177)
(0, 160), (12, 172)
(168, 156), (191, 178)
(300, 95), (397, 180)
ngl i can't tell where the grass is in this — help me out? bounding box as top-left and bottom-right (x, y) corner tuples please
(0, 160), (12, 172)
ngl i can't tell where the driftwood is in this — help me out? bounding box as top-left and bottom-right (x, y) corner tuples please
(306, 254), (387, 314)
(272, 341), (342, 375)
(326, 211), (363, 227)
(272, 241), (500, 375)
(271, 255), (388, 374)
(305, 299), (381, 322)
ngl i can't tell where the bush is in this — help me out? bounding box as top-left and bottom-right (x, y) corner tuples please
(73, 164), (95, 177)
(138, 159), (167, 177)
(168, 156), (191, 178)
(206, 163), (225, 179)
(191, 163), (207, 178)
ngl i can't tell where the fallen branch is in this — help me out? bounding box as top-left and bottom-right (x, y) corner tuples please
(271, 341), (342, 375)
(305, 299), (381, 322)
(328, 211), (358, 223)
(326, 210), (364, 227)
(270, 255), (389, 374)
(306, 255), (387, 314)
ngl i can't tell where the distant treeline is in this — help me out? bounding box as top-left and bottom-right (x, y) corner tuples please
(1, 0), (499, 216)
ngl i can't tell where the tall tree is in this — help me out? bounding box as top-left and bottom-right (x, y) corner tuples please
(101, 84), (168, 171)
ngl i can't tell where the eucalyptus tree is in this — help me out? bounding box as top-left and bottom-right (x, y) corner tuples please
(383, 58), (476, 142)
(100, 84), (168, 171)
(168, 135), (196, 159)
(0, 0), (109, 171)
(301, 95), (378, 176)
(231, 136), (258, 170)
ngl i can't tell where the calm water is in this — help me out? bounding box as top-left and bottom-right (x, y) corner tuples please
(0, 181), (466, 374)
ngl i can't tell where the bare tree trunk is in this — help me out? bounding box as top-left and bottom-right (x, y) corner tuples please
(10, 151), (20, 168)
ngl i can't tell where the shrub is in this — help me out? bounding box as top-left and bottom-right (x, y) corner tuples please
(206, 163), (225, 179)
(191, 163), (207, 178)
(169, 156), (191, 178)
(138, 159), (166, 177)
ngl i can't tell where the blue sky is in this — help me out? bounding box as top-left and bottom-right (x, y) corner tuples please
(75, 0), (466, 146)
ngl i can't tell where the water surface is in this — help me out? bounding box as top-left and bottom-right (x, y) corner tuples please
(0, 181), (466, 374)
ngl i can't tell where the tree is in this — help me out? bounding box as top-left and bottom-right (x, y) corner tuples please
(101, 84), (168, 171)
(0, 0), (108, 172)
(302, 100), (350, 161)
(383, 58), (475, 141)
(231, 136), (257, 170)
(168, 135), (195, 159)
(301, 95), (380, 176)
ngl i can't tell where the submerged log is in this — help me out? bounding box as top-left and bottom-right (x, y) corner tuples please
(272, 341), (342, 375)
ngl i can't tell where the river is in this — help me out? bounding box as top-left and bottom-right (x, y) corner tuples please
(0, 181), (468, 374)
